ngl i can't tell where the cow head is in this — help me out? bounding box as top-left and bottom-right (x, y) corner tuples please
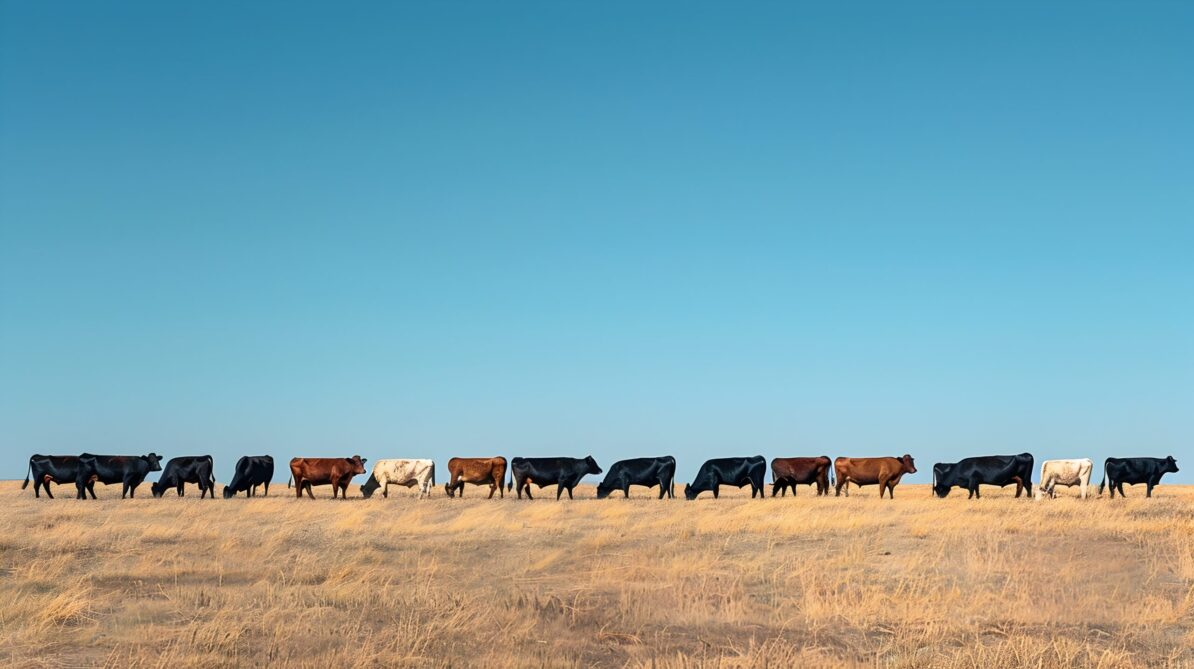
(443, 482), (456, 498)
(359, 474), (381, 499)
(144, 453), (163, 471)
(348, 455), (367, 475)
(595, 482), (613, 499)
(683, 483), (698, 501)
(932, 463), (953, 498)
(585, 455), (602, 476)
(900, 454), (917, 474)
(150, 481), (168, 498)
(222, 485), (236, 499)
(1164, 456), (1179, 473)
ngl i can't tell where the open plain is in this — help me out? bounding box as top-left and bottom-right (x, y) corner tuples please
(1, 479), (1191, 668)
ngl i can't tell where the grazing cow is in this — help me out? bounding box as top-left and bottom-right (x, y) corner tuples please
(361, 459), (436, 498)
(931, 453), (1034, 499)
(444, 457), (508, 499)
(151, 456), (217, 499)
(76, 453), (164, 499)
(834, 455), (916, 499)
(23, 455), (92, 499)
(596, 456), (676, 499)
(1099, 456), (1179, 498)
(507, 456), (602, 500)
(771, 456), (832, 497)
(684, 456), (766, 500)
(1036, 458), (1093, 500)
(288, 456), (368, 499)
(223, 455), (275, 498)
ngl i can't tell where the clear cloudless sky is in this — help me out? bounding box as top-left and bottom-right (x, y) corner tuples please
(1, 1), (1191, 485)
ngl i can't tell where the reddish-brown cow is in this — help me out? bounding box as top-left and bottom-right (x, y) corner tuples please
(444, 457), (508, 499)
(834, 455), (917, 499)
(771, 456), (832, 497)
(288, 456), (367, 499)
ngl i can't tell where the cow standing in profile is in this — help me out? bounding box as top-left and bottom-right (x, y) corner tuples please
(75, 453), (164, 499)
(684, 456), (766, 500)
(444, 457), (507, 499)
(596, 456), (676, 499)
(1036, 458), (1093, 499)
(223, 455), (275, 498)
(508, 456), (602, 500)
(23, 455), (91, 499)
(931, 453), (1034, 499)
(288, 456), (367, 499)
(151, 456), (217, 499)
(834, 455), (917, 499)
(360, 459), (435, 498)
(770, 456), (832, 497)
(1099, 456), (1179, 498)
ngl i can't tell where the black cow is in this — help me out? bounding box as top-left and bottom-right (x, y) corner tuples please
(151, 456), (216, 499)
(932, 453), (1035, 499)
(223, 455), (275, 498)
(507, 456), (602, 500)
(76, 453), (163, 499)
(684, 456), (766, 500)
(596, 456), (676, 499)
(23, 455), (93, 499)
(1099, 456), (1179, 498)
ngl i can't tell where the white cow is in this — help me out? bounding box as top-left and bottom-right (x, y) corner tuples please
(1036, 458), (1093, 499)
(360, 459), (436, 498)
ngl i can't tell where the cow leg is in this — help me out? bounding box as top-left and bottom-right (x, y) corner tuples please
(42, 482), (52, 499)
(567, 485), (575, 500)
(305, 482), (316, 500)
(712, 484), (720, 499)
(556, 485), (564, 501)
(177, 483), (185, 497)
(1116, 482), (1126, 498)
(263, 482), (270, 496)
(1146, 480), (1155, 498)
(383, 481), (389, 499)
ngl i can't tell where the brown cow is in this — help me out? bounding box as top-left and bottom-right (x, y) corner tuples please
(834, 455), (917, 499)
(288, 456), (367, 499)
(771, 456), (832, 497)
(444, 457), (508, 499)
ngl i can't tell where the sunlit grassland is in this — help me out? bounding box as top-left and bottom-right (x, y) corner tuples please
(1, 480), (1191, 668)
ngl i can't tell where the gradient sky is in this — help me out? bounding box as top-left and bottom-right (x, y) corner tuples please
(2, 2), (1191, 485)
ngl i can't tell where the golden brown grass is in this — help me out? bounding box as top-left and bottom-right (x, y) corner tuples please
(1, 480), (1191, 668)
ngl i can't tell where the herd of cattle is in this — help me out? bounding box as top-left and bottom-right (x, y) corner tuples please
(20, 452), (1180, 501)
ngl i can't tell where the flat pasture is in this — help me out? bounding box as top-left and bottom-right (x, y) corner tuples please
(1, 480), (1191, 668)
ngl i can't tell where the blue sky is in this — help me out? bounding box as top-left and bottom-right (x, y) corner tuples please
(2, 2), (1191, 485)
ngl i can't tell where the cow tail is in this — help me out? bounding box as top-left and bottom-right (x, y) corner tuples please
(507, 467), (513, 492)
(430, 462), (436, 487)
(287, 476), (292, 489)
(1098, 461), (1107, 496)
(22, 459), (31, 489)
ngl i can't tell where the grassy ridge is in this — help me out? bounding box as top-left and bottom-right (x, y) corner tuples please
(1, 481), (1191, 668)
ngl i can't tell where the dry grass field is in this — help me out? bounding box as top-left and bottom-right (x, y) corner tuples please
(1, 479), (1191, 668)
